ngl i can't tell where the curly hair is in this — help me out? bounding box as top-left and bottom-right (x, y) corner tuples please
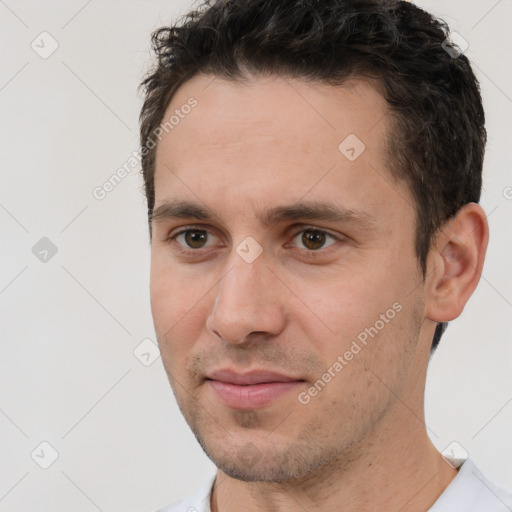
(139, 0), (486, 350)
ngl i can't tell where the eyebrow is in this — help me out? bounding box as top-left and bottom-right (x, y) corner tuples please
(151, 199), (377, 229)
(151, 201), (211, 223)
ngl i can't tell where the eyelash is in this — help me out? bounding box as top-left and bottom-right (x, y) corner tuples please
(166, 225), (342, 257)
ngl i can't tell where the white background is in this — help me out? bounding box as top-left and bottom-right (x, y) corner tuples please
(1, 1), (511, 511)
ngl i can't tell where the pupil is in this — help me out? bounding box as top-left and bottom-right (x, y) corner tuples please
(302, 230), (325, 250)
(185, 230), (207, 248)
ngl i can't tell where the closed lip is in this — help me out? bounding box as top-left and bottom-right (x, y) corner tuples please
(206, 368), (304, 385)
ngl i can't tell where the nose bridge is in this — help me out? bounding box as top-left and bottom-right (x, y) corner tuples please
(207, 250), (284, 343)
(216, 253), (269, 319)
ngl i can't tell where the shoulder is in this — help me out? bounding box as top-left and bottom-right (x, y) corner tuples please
(430, 459), (512, 512)
(155, 475), (216, 512)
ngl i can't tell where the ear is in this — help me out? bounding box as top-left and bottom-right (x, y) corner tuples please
(425, 203), (489, 323)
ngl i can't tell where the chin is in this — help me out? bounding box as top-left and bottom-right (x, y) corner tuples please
(216, 459), (299, 483)
(202, 439), (327, 483)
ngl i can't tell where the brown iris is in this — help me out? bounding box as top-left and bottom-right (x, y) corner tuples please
(184, 230), (208, 248)
(301, 229), (327, 250)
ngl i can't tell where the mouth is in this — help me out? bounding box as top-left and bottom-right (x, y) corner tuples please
(205, 368), (306, 410)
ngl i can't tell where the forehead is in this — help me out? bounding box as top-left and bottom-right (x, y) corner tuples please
(158, 73), (388, 155)
(153, 73), (411, 225)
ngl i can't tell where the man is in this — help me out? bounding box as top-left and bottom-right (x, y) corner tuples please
(139, 0), (512, 510)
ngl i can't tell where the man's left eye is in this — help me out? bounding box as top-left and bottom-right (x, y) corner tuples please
(291, 229), (338, 251)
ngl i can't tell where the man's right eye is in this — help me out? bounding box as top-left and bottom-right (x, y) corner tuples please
(170, 228), (220, 252)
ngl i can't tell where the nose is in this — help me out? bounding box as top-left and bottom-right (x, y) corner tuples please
(205, 254), (287, 344)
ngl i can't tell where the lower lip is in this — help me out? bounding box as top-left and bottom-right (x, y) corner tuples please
(207, 380), (303, 409)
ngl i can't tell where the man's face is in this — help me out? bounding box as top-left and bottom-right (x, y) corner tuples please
(150, 74), (429, 482)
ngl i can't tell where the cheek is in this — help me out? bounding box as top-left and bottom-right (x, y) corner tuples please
(150, 261), (210, 360)
(290, 273), (380, 340)
(150, 270), (183, 332)
(290, 263), (411, 361)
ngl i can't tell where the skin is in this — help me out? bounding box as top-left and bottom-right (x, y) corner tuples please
(150, 73), (489, 512)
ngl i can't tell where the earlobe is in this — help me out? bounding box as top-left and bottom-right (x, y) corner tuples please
(425, 203), (489, 323)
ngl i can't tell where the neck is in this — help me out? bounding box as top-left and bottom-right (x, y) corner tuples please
(211, 404), (457, 512)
